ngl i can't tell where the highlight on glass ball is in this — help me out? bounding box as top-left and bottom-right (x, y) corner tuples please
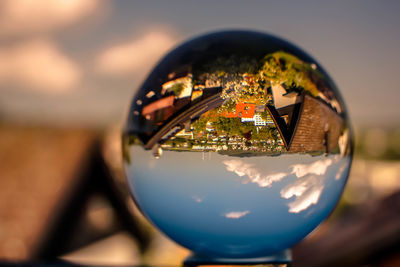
(122, 30), (352, 262)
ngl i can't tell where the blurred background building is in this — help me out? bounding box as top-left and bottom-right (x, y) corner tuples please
(0, 0), (400, 266)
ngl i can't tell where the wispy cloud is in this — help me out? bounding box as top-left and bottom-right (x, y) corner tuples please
(281, 158), (335, 213)
(281, 175), (324, 213)
(0, 0), (101, 36)
(291, 158), (333, 178)
(192, 196), (203, 203)
(224, 210), (250, 219)
(223, 157), (341, 214)
(96, 30), (178, 76)
(0, 39), (81, 92)
(223, 159), (288, 188)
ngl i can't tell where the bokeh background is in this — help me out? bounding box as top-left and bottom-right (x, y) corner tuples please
(1, 0), (400, 266)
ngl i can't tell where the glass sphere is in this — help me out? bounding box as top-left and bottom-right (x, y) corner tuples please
(122, 30), (352, 259)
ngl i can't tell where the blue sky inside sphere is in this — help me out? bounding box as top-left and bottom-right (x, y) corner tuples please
(125, 146), (351, 257)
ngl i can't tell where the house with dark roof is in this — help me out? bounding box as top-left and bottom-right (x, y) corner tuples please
(141, 95), (175, 122)
(266, 93), (344, 154)
(288, 94), (344, 153)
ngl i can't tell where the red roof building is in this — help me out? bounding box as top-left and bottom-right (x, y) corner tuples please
(225, 103), (256, 118)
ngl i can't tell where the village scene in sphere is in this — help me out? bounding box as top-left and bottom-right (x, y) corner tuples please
(127, 51), (350, 159)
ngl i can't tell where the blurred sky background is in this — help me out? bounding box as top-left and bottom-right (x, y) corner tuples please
(1, 0), (400, 128)
(1, 1), (400, 265)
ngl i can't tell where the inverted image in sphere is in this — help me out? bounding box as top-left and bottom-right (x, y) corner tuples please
(123, 30), (352, 259)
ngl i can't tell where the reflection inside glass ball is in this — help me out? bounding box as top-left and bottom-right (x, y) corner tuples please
(123, 31), (352, 259)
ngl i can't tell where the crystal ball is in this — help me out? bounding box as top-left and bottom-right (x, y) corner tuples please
(122, 30), (352, 259)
